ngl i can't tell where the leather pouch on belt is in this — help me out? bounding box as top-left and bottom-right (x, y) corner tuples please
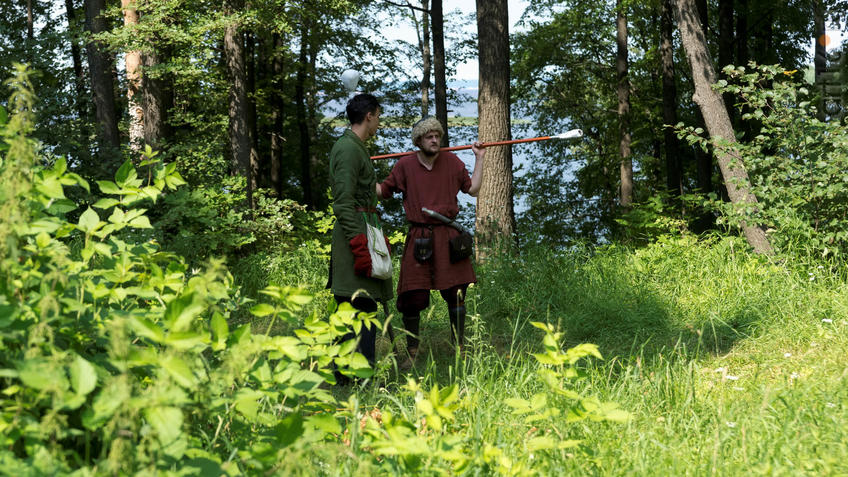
(413, 236), (433, 263)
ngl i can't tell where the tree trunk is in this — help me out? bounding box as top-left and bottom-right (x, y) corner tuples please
(431, 0), (449, 146)
(408, 1), (431, 116)
(270, 32), (285, 198)
(673, 0), (771, 254)
(616, 0), (633, 208)
(223, 0), (253, 209)
(122, 0), (143, 154)
(814, 0), (826, 122)
(661, 0), (681, 197)
(142, 48), (171, 151)
(246, 32), (259, 199)
(295, 27), (313, 208)
(475, 0), (514, 253)
(736, 0), (748, 66)
(27, 0), (34, 40)
(84, 0), (121, 172)
(64, 0), (89, 162)
(718, 0), (734, 117)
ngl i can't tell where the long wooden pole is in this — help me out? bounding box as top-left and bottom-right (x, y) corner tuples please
(371, 134), (563, 160)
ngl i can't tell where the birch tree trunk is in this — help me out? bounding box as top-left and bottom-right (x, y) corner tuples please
(122, 0), (143, 154)
(475, 0), (514, 254)
(673, 0), (772, 254)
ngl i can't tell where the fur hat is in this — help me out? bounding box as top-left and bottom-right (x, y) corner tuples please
(411, 117), (444, 146)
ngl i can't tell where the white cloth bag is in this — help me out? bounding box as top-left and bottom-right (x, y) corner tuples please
(365, 214), (393, 280)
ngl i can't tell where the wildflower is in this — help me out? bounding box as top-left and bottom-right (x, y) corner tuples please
(827, 402), (836, 408)
(784, 352), (792, 358)
(726, 421), (737, 428)
(790, 372), (800, 379)
(822, 318), (833, 324)
(714, 367), (726, 373)
(733, 387), (744, 391)
(726, 375), (739, 381)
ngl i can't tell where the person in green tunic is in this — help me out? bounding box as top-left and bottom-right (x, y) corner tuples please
(327, 93), (393, 379)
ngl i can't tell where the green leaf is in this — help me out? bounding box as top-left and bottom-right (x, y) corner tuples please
(77, 207), (100, 234)
(69, 355), (97, 396)
(129, 316), (165, 343)
(160, 355), (197, 387)
(145, 406), (183, 445)
(115, 160), (134, 186)
(36, 177), (65, 199)
(306, 413), (341, 436)
(165, 331), (209, 350)
(251, 303), (275, 317)
(211, 313), (228, 350)
(92, 198), (120, 209)
(165, 293), (205, 332)
(97, 180), (121, 195)
(0, 104), (7, 125)
(128, 216), (152, 229)
(275, 414), (305, 447)
(234, 389), (264, 420)
(18, 358), (68, 391)
(46, 199), (77, 215)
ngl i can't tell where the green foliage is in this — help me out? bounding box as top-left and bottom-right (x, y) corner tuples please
(0, 76), (373, 473)
(682, 64), (848, 259)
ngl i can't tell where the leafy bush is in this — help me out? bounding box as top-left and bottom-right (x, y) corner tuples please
(680, 63), (848, 259)
(0, 67), (372, 474)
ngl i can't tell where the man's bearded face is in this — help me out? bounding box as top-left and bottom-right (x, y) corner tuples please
(419, 131), (442, 156)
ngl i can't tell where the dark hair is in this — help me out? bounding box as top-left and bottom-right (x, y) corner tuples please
(346, 93), (381, 125)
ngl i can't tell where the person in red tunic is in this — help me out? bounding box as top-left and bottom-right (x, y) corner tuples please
(376, 117), (485, 363)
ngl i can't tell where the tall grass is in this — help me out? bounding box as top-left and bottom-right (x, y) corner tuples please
(239, 233), (848, 475)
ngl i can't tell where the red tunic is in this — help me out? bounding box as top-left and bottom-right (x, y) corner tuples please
(379, 151), (477, 294)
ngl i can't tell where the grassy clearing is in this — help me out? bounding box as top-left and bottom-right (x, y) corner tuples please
(238, 234), (848, 475)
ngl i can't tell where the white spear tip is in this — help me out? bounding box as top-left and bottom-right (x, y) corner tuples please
(341, 69), (360, 93)
(556, 129), (583, 139)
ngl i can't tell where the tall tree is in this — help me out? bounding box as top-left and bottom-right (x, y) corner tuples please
(294, 25), (313, 208)
(409, 0), (431, 116)
(616, 0), (632, 208)
(141, 48), (171, 150)
(270, 32), (286, 198)
(431, 0), (449, 145)
(814, 0), (827, 122)
(475, 0), (514, 250)
(122, 0), (143, 153)
(84, 0), (120, 168)
(64, 0), (89, 146)
(660, 0), (681, 197)
(673, 0), (771, 254)
(223, 0), (253, 208)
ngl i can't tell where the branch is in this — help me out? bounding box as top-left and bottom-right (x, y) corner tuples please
(382, 0), (429, 14)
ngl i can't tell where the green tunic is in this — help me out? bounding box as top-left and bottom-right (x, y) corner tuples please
(328, 129), (393, 302)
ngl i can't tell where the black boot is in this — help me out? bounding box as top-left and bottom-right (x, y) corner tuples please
(402, 314), (420, 356)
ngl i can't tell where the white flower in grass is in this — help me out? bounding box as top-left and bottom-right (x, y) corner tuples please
(827, 402), (836, 408)
(714, 367), (726, 373)
(790, 372), (800, 379)
(784, 352), (792, 358)
(725, 375), (739, 381)
(733, 386), (744, 391)
(725, 421), (736, 428)
(822, 318), (833, 324)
